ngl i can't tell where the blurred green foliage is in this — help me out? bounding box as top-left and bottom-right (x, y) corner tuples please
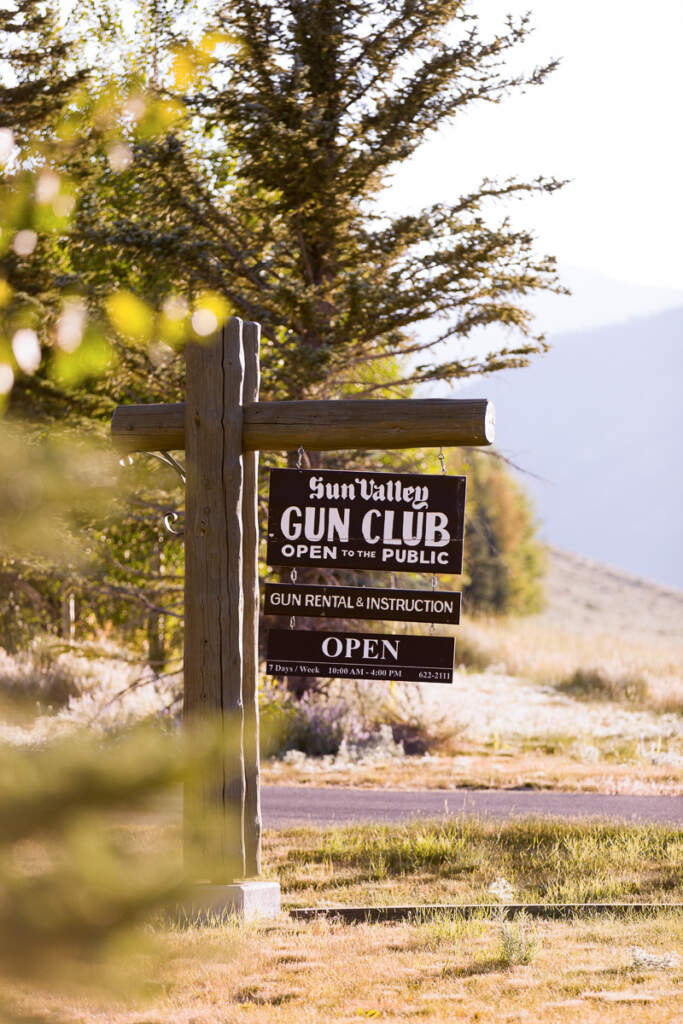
(0, 726), (186, 1012)
(0, 717), (247, 1014)
(0, 423), (184, 671)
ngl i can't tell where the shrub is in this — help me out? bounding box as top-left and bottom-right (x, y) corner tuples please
(260, 683), (424, 759)
(0, 643), (81, 708)
(453, 632), (493, 672)
(556, 666), (649, 705)
(260, 685), (347, 757)
(499, 912), (539, 966)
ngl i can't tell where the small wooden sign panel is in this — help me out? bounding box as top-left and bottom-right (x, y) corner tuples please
(264, 583), (461, 625)
(266, 629), (455, 684)
(266, 468), (466, 573)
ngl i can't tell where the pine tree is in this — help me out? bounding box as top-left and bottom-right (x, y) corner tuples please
(75, 0), (565, 404)
(0, 0), (92, 411)
(0, 1), (88, 140)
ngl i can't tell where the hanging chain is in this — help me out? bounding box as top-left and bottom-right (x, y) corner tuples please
(290, 565), (296, 626)
(290, 447), (304, 625)
(431, 446), (447, 634)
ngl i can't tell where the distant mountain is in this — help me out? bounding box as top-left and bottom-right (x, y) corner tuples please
(473, 305), (683, 589)
(524, 265), (683, 334)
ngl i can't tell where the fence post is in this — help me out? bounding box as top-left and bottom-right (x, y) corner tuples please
(184, 317), (246, 881)
(242, 321), (262, 876)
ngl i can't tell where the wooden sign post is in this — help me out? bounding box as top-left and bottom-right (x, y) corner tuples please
(111, 317), (495, 916)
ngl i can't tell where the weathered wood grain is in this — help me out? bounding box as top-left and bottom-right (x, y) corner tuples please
(183, 319), (246, 882)
(112, 402), (185, 452)
(111, 397), (495, 453)
(242, 322), (262, 878)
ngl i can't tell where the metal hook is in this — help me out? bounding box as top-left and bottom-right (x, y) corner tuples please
(148, 450), (186, 484)
(438, 446), (447, 475)
(119, 450), (186, 484)
(119, 450), (186, 537)
(163, 511), (184, 537)
(296, 445), (305, 471)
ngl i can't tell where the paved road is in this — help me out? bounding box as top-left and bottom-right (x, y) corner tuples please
(262, 786), (683, 828)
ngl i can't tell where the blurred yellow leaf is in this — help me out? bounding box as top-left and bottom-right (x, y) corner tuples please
(51, 329), (113, 387)
(171, 50), (197, 89)
(157, 99), (185, 127)
(198, 31), (232, 56)
(0, 424), (115, 559)
(105, 291), (153, 342)
(191, 292), (232, 337)
(134, 97), (185, 139)
(158, 313), (188, 346)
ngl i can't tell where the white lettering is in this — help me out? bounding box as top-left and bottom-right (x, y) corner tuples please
(304, 507), (325, 542)
(382, 510), (401, 546)
(381, 639), (399, 661)
(361, 509), (382, 544)
(309, 475), (324, 500)
(281, 506), (302, 540)
(413, 486), (429, 510)
(402, 511), (424, 547)
(344, 637), (362, 659)
(328, 507), (350, 542)
(363, 638), (379, 659)
(425, 512), (450, 547)
(322, 636), (343, 658)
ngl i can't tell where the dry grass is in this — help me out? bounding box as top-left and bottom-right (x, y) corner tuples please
(5, 909), (682, 1023)
(263, 749), (683, 795)
(106, 816), (682, 911)
(268, 819), (682, 908)
(3, 816), (681, 1022)
(454, 615), (683, 716)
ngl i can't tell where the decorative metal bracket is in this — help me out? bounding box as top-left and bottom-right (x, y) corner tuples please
(119, 450), (186, 537)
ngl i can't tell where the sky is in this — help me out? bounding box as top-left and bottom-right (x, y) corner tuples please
(61, 0), (682, 290)
(387, 0), (683, 291)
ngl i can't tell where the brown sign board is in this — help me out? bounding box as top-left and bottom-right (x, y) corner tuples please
(266, 629), (455, 684)
(264, 583), (461, 625)
(266, 468), (466, 573)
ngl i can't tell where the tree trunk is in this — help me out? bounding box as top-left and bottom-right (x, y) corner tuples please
(60, 591), (76, 643)
(147, 545), (165, 673)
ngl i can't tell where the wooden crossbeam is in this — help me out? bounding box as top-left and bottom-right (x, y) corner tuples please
(111, 397), (495, 453)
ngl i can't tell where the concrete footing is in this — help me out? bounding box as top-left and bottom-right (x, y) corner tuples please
(176, 881), (281, 924)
